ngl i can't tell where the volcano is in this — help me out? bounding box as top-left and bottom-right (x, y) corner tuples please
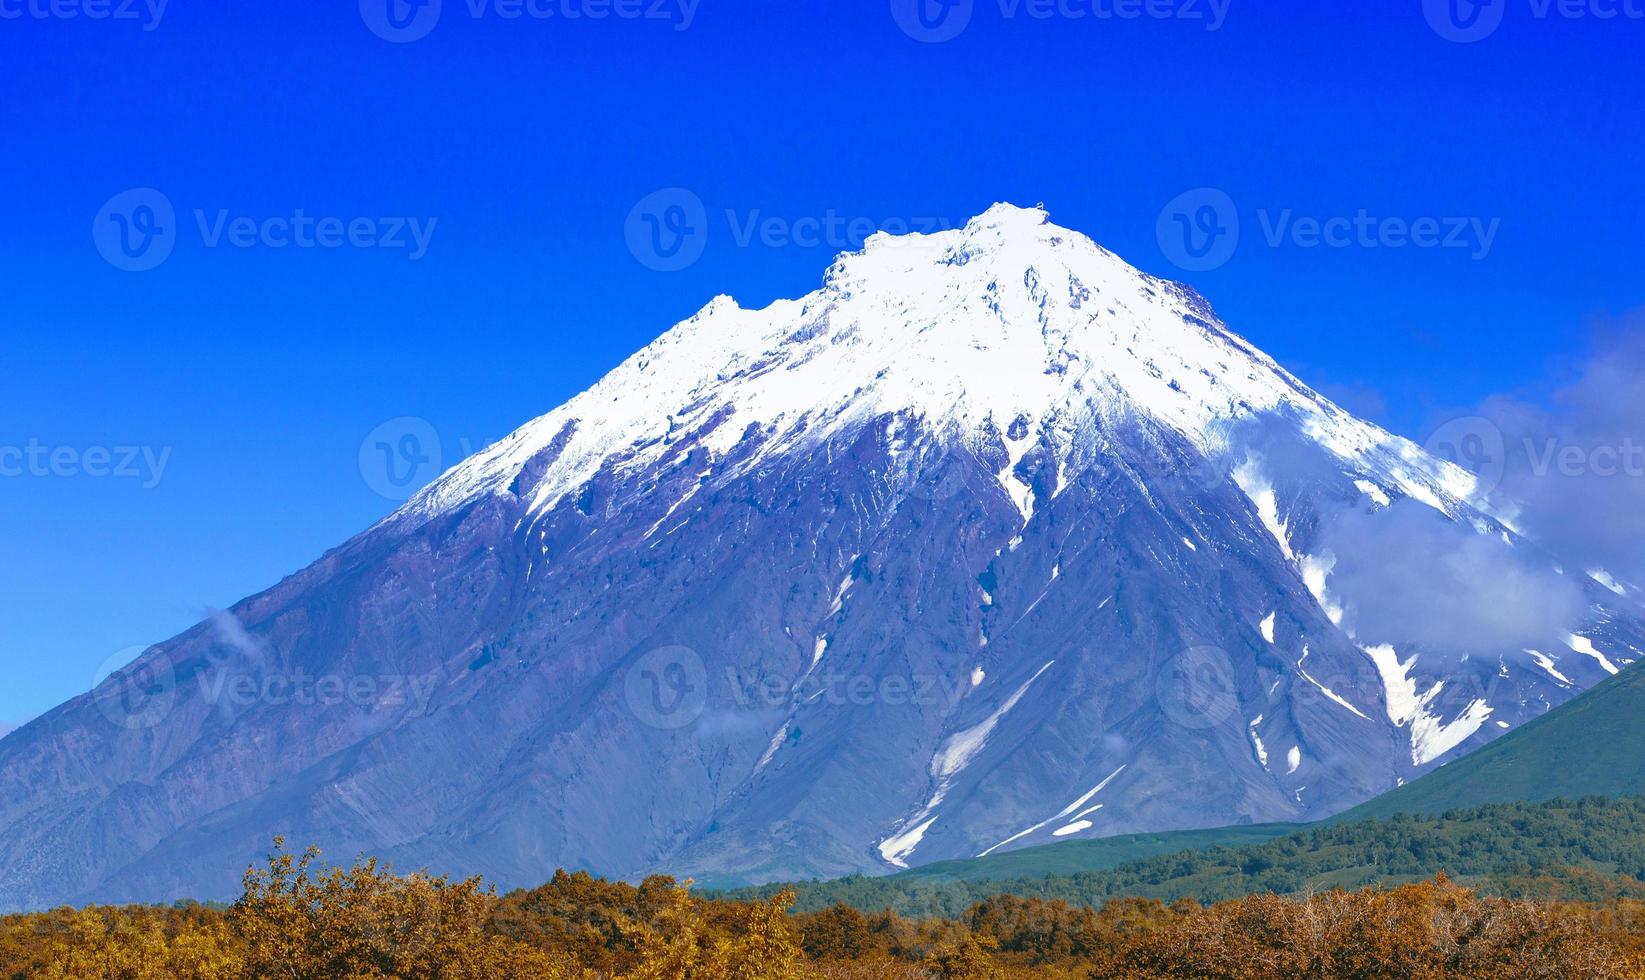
(2, 203), (1639, 910)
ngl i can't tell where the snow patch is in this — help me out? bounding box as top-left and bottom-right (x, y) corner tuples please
(1362, 643), (1491, 765)
(1354, 479), (1391, 508)
(882, 661), (1056, 867)
(1248, 716), (1269, 769)
(1233, 458), (1294, 561)
(1525, 649), (1572, 686)
(933, 662), (1055, 781)
(1567, 634), (1620, 675)
(754, 723), (789, 774)
(1300, 553), (1344, 625)
(829, 562), (857, 616)
(877, 817), (938, 869)
(979, 764), (1126, 857)
(1589, 568), (1628, 596)
(1297, 664), (1372, 721)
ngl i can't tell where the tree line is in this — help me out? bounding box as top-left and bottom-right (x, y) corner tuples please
(717, 795), (1645, 917)
(4, 835), (1645, 977)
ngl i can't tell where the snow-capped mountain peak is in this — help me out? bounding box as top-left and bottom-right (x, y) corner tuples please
(407, 203), (1480, 534)
(7, 203), (1640, 910)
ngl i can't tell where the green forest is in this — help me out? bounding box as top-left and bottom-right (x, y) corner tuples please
(715, 796), (1645, 917)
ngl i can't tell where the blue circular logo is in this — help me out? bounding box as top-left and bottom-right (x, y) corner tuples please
(624, 645), (708, 730)
(1423, 0), (1506, 43)
(1425, 415), (1507, 495)
(1156, 645), (1238, 730)
(93, 188), (177, 273)
(92, 646), (177, 731)
(1157, 187), (1239, 273)
(360, 416), (444, 500)
(890, 0), (974, 42)
(625, 188), (708, 273)
(361, 0), (442, 43)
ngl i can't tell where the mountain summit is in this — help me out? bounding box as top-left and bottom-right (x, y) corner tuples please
(2, 204), (1639, 908)
(410, 202), (1466, 531)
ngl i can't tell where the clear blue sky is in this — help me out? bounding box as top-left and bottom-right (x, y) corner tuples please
(2, 1), (1641, 729)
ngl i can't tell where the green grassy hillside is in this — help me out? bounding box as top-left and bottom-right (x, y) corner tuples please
(717, 796), (1645, 915)
(713, 665), (1645, 915)
(889, 823), (1303, 884)
(805, 662), (1645, 893)
(1337, 662), (1645, 822)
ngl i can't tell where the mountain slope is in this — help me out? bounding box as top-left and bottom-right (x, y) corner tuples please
(875, 660), (1645, 888)
(1340, 662), (1645, 821)
(1, 203), (1639, 911)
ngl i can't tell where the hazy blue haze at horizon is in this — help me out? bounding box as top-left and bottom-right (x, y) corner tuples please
(0, 1), (1641, 727)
